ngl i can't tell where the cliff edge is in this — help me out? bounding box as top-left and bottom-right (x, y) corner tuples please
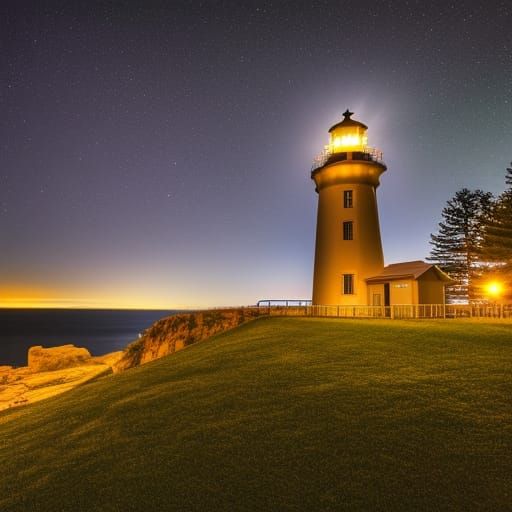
(113, 308), (263, 372)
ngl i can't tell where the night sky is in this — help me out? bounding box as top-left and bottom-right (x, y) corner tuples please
(2, 1), (511, 308)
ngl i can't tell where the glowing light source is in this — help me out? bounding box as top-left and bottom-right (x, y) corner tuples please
(485, 281), (503, 298)
(330, 132), (368, 152)
(341, 134), (360, 146)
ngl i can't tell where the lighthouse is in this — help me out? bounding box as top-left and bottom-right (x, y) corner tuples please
(311, 110), (386, 305)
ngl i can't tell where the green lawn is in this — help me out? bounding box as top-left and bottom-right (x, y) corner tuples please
(1, 318), (511, 511)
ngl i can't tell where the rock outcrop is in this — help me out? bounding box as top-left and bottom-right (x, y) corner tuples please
(28, 344), (92, 372)
(113, 308), (263, 372)
(0, 349), (123, 411)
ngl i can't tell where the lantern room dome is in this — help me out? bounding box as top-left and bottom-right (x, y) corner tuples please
(328, 109), (368, 132)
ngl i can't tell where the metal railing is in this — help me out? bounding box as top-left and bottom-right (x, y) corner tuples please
(257, 299), (312, 307)
(311, 147), (384, 171)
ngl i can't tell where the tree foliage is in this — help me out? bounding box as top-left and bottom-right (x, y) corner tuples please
(479, 162), (512, 299)
(428, 188), (494, 303)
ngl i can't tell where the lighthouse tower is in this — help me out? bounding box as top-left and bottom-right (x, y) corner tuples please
(311, 110), (386, 305)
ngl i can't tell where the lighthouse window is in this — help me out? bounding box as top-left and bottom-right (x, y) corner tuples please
(343, 221), (353, 240)
(343, 190), (353, 208)
(343, 274), (354, 295)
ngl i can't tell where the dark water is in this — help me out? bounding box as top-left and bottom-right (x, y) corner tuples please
(0, 309), (180, 367)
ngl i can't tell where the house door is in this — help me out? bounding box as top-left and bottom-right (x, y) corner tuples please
(384, 283), (390, 307)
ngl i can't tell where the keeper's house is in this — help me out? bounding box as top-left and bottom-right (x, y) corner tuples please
(365, 261), (453, 307)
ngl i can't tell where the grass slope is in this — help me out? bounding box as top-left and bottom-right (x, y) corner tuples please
(1, 318), (511, 511)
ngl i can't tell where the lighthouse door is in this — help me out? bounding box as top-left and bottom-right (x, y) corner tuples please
(384, 283), (390, 307)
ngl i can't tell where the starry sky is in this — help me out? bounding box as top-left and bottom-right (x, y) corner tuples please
(2, 0), (511, 308)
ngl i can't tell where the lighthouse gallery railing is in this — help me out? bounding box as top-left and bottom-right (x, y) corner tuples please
(311, 147), (384, 172)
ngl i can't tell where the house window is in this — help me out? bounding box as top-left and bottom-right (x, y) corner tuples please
(343, 221), (353, 240)
(343, 274), (354, 295)
(343, 190), (353, 208)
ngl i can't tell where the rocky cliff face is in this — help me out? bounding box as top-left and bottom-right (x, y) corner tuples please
(113, 308), (263, 372)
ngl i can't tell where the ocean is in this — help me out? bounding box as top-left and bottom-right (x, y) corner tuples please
(0, 309), (180, 367)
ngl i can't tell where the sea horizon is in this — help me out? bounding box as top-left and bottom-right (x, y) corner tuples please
(0, 306), (195, 311)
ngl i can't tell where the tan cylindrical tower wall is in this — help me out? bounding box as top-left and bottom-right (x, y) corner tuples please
(312, 159), (386, 305)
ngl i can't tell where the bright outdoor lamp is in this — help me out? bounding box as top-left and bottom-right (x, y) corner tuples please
(485, 281), (503, 298)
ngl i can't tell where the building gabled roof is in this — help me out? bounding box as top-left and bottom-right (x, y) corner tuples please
(366, 260), (454, 283)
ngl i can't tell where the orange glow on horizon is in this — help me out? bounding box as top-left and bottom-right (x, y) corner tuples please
(0, 286), (191, 310)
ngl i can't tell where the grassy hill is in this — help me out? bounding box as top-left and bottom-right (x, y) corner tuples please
(1, 317), (511, 511)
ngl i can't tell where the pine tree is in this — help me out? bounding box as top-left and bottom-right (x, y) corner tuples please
(428, 188), (494, 303)
(506, 161), (512, 187)
(479, 162), (512, 300)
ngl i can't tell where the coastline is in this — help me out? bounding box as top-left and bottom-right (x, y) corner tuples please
(0, 308), (177, 367)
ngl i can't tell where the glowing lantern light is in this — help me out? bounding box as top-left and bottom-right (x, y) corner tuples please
(328, 110), (369, 153)
(341, 134), (360, 147)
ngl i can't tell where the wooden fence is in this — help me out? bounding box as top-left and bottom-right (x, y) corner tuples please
(256, 304), (512, 320)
